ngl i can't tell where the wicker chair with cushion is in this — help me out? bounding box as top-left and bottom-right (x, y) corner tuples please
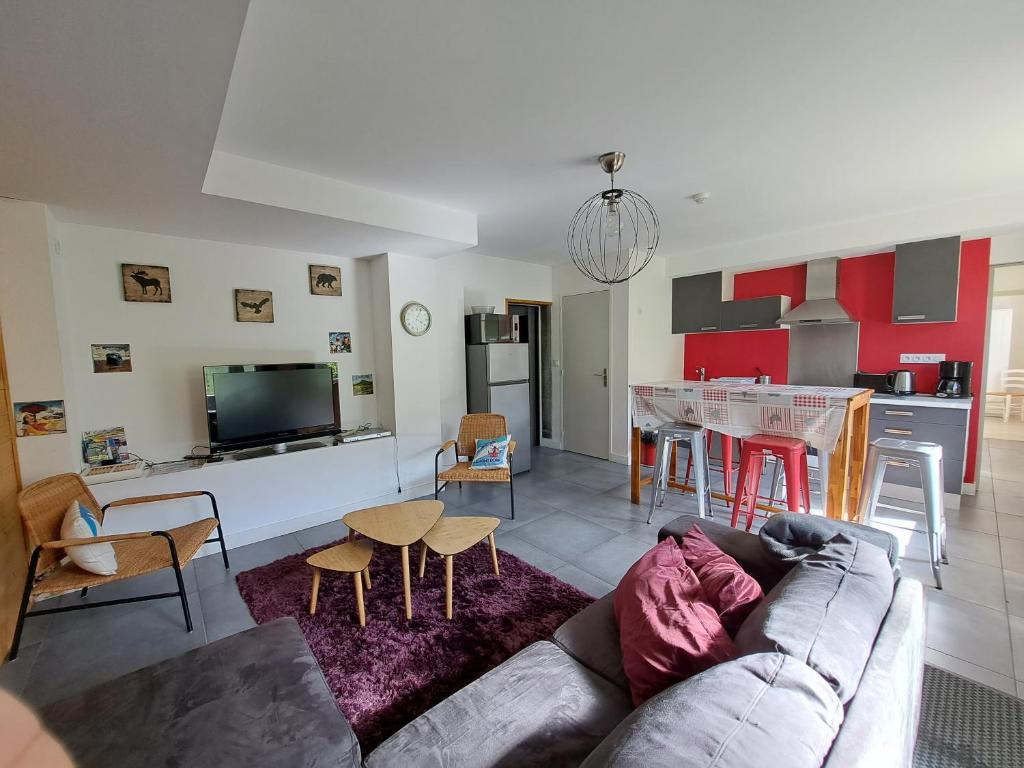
(435, 413), (517, 519)
(8, 473), (229, 660)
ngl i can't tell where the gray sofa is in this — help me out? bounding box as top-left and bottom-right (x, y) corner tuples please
(367, 515), (925, 768)
(41, 514), (925, 768)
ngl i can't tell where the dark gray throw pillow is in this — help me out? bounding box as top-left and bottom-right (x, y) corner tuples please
(580, 653), (844, 768)
(735, 533), (895, 703)
(759, 513), (899, 567)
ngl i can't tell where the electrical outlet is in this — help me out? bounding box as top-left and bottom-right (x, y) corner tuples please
(899, 353), (946, 364)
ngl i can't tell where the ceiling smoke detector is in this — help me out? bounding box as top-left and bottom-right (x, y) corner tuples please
(690, 192), (711, 205)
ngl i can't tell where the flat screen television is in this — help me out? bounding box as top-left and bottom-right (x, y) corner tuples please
(203, 363), (340, 454)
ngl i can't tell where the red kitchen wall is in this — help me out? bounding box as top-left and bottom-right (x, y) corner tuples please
(682, 238), (991, 484)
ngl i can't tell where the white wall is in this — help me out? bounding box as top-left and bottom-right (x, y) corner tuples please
(627, 256), (683, 385)
(434, 252), (553, 443)
(53, 223), (379, 465)
(0, 199), (73, 482)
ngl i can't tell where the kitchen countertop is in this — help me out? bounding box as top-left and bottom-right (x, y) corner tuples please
(869, 393), (973, 410)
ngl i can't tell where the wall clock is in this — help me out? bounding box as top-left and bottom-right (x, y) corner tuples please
(400, 301), (432, 336)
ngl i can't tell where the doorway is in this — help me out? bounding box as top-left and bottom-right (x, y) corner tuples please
(562, 290), (610, 459)
(984, 264), (1024, 442)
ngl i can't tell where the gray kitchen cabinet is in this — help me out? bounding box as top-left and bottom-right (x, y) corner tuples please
(868, 402), (968, 494)
(672, 272), (723, 334)
(721, 296), (791, 331)
(892, 236), (961, 324)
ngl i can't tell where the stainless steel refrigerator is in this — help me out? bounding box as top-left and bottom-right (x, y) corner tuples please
(466, 343), (531, 473)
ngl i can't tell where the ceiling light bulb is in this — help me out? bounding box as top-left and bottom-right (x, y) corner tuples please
(603, 200), (621, 237)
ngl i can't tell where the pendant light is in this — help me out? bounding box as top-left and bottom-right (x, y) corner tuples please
(567, 152), (659, 284)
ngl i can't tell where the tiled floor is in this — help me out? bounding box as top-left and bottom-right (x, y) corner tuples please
(983, 415), (1024, 443)
(4, 440), (1024, 707)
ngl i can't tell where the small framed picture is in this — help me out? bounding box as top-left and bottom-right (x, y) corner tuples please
(122, 264), (171, 303)
(91, 343), (132, 373)
(13, 400), (67, 437)
(329, 331), (352, 354)
(235, 289), (274, 323)
(309, 264), (342, 296)
(352, 374), (374, 396)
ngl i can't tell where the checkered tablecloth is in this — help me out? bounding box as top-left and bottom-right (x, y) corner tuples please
(631, 380), (868, 453)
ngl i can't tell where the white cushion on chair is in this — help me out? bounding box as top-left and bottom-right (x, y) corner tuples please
(61, 500), (118, 575)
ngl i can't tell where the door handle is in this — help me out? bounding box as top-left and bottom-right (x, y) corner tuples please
(883, 428), (913, 436)
(897, 314), (926, 321)
(593, 368), (607, 387)
(884, 410), (914, 416)
(738, 322), (758, 329)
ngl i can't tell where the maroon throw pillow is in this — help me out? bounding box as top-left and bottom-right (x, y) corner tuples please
(679, 525), (764, 636)
(614, 537), (737, 706)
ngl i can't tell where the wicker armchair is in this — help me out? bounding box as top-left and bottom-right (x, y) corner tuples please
(435, 413), (517, 519)
(8, 473), (229, 661)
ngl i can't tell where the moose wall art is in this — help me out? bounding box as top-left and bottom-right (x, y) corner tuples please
(121, 263), (171, 303)
(309, 264), (342, 296)
(235, 289), (274, 323)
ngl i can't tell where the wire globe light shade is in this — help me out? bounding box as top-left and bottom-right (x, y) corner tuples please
(567, 152), (660, 284)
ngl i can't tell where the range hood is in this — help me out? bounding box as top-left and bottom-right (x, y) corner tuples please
(778, 258), (853, 325)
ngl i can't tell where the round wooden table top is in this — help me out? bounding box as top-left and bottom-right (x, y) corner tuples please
(422, 516), (500, 556)
(306, 538), (374, 573)
(343, 500), (444, 546)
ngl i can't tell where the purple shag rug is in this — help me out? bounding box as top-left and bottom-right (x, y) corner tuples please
(236, 538), (594, 751)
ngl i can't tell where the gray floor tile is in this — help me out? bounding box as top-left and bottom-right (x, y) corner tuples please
(1005, 569), (1024, 619)
(560, 493), (650, 533)
(513, 511), (618, 562)
(1001, 537), (1024, 574)
(959, 492), (996, 512)
(998, 513), (1024, 542)
(942, 506), (999, 535)
(899, 555), (1005, 612)
(194, 533), (302, 589)
(548, 564), (615, 598)
(924, 648), (1018, 696)
(998, 495), (1024, 518)
(515, 478), (598, 510)
(294, 519), (348, 550)
(1012, 615), (1024, 681)
(20, 597), (208, 707)
(924, 589), (1014, 678)
(200, 580), (257, 643)
(570, 534), (653, 586)
(0, 641), (40, 697)
(493, 532), (567, 573)
(562, 466), (631, 494)
(459, 495), (557, 533)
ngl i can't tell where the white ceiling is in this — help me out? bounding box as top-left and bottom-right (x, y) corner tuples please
(4, 0), (1024, 269)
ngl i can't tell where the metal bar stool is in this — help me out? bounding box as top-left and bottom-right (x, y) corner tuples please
(857, 437), (947, 588)
(647, 422), (713, 523)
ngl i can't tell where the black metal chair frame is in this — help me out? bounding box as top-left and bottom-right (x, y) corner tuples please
(8, 491), (230, 661)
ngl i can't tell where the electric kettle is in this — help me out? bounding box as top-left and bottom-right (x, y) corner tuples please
(885, 370), (916, 396)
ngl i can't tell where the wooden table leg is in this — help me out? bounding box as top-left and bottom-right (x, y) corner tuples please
(401, 545), (412, 620)
(488, 532), (500, 577)
(630, 425), (642, 504)
(418, 540), (428, 578)
(444, 555), (453, 620)
(363, 566), (372, 590)
(353, 571), (366, 627)
(309, 567), (321, 615)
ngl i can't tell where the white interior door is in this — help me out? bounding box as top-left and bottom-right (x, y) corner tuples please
(987, 308), (1012, 392)
(562, 290), (610, 459)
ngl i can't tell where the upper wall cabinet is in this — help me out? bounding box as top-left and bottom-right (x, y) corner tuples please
(892, 236), (961, 324)
(721, 296), (792, 331)
(672, 272), (723, 334)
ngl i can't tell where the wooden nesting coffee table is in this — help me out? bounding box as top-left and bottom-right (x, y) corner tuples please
(343, 500), (444, 620)
(419, 516), (501, 620)
(306, 539), (374, 626)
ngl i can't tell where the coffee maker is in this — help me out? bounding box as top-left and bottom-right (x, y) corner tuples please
(936, 360), (972, 398)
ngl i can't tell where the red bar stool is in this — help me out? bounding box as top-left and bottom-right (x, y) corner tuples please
(732, 434), (811, 531)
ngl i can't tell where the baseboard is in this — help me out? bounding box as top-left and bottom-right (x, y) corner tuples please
(609, 451), (628, 465)
(193, 480), (435, 558)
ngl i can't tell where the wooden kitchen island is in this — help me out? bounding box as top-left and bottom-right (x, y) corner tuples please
(629, 382), (873, 522)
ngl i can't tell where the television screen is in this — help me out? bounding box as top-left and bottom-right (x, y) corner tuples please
(204, 363), (340, 452)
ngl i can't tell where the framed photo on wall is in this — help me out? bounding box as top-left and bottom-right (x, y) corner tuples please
(235, 289), (274, 322)
(121, 264), (171, 303)
(309, 264), (342, 296)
